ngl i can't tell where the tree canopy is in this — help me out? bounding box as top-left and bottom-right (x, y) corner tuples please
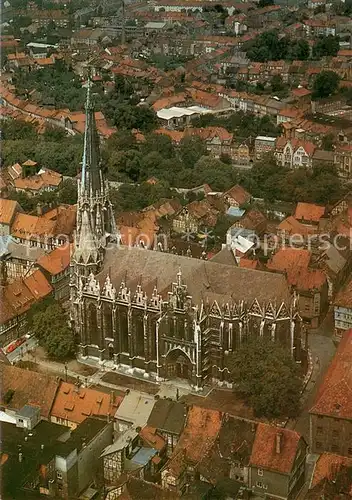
(244, 31), (310, 62)
(227, 338), (303, 419)
(312, 70), (340, 100)
(29, 301), (75, 360)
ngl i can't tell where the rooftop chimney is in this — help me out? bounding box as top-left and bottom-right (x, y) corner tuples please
(275, 432), (282, 454)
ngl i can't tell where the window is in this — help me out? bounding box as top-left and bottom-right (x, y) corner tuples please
(331, 444), (339, 452)
(332, 430), (339, 438)
(317, 426), (323, 434)
(263, 484), (268, 490)
(348, 448), (352, 456)
(315, 441), (322, 450)
(256, 482), (263, 488)
(258, 469), (264, 476)
(56, 472), (62, 480)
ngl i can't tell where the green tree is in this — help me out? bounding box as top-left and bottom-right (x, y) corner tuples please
(271, 74), (284, 92)
(31, 303), (75, 360)
(1, 120), (38, 141)
(227, 338), (303, 419)
(258, 0), (274, 6)
(313, 35), (340, 58)
(57, 179), (78, 204)
(312, 70), (340, 100)
(179, 136), (208, 168)
(321, 133), (335, 151)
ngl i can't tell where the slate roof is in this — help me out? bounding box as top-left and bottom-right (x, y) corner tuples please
(147, 399), (187, 436)
(99, 246), (292, 306)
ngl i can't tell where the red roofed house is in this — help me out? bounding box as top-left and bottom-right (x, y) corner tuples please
(50, 381), (122, 429)
(275, 137), (317, 168)
(294, 202), (326, 226)
(250, 424), (307, 500)
(307, 452), (352, 498)
(267, 248), (328, 327)
(0, 198), (22, 236)
(0, 269), (52, 346)
(161, 405), (222, 494)
(309, 329), (352, 457)
(37, 244), (71, 300)
(223, 184), (252, 208)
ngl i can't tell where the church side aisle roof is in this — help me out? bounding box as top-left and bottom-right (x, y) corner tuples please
(97, 246), (291, 305)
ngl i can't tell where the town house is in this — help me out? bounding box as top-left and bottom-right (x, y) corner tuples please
(275, 137), (317, 168)
(309, 329), (352, 458)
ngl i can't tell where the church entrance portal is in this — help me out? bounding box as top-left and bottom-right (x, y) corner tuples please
(165, 349), (193, 382)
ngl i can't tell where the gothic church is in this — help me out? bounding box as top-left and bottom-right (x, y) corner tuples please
(70, 85), (303, 390)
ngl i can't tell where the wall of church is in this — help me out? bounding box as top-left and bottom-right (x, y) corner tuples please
(73, 285), (302, 390)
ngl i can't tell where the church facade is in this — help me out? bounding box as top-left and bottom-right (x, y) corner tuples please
(70, 85), (304, 390)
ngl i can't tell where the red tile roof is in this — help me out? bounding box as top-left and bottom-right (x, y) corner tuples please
(294, 202), (326, 223)
(0, 270), (52, 326)
(267, 248), (326, 291)
(310, 329), (352, 419)
(50, 381), (122, 425)
(0, 198), (19, 225)
(311, 453), (352, 489)
(278, 216), (317, 237)
(169, 405), (222, 475)
(37, 244), (71, 276)
(0, 364), (60, 418)
(250, 424), (301, 475)
(223, 184), (251, 206)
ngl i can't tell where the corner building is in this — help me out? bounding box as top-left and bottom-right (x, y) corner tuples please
(70, 85), (304, 390)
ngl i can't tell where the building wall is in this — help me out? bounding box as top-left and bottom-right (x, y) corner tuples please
(77, 422), (113, 493)
(334, 305), (352, 341)
(310, 413), (352, 457)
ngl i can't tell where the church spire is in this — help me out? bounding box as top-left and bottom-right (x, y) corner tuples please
(80, 79), (103, 198)
(72, 79), (118, 285)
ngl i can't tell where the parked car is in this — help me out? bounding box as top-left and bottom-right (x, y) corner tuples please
(6, 337), (25, 354)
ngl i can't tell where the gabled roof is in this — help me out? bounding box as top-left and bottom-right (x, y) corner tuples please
(267, 248), (326, 291)
(0, 198), (20, 225)
(0, 365), (60, 418)
(311, 453), (352, 490)
(223, 184), (251, 206)
(250, 424), (301, 475)
(198, 416), (257, 484)
(11, 213), (56, 239)
(294, 202), (326, 223)
(99, 246), (292, 306)
(147, 399), (187, 435)
(37, 244), (71, 276)
(169, 405), (222, 476)
(310, 329), (352, 419)
(0, 270), (52, 325)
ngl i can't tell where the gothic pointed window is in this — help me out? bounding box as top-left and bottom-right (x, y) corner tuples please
(135, 314), (144, 357)
(120, 308), (128, 353)
(88, 303), (99, 346)
(103, 303), (113, 338)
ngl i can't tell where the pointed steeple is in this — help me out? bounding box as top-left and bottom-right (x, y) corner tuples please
(74, 209), (100, 266)
(80, 79), (103, 198)
(72, 79), (119, 286)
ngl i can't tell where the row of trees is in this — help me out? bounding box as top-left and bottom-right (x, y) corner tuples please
(2, 117), (345, 209)
(244, 31), (340, 62)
